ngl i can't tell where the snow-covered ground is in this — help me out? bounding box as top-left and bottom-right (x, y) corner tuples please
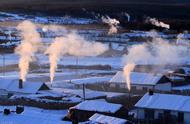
(0, 106), (70, 124)
(0, 53), (122, 68)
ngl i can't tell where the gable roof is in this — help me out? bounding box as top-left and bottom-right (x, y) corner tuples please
(89, 113), (127, 124)
(135, 93), (190, 113)
(110, 71), (164, 85)
(71, 99), (122, 113)
(0, 78), (49, 94)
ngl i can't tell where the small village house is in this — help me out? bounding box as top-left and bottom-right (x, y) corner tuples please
(109, 71), (172, 93)
(134, 92), (190, 124)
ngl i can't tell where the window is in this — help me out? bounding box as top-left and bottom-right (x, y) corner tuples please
(178, 112), (184, 123)
(145, 109), (154, 119)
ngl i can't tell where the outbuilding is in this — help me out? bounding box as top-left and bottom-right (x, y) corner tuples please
(0, 78), (49, 95)
(65, 99), (128, 122)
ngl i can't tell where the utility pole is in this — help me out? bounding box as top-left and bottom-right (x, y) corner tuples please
(3, 54), (5, 76)
(83, 83), (86, 101)
(76, 56), (79, 77)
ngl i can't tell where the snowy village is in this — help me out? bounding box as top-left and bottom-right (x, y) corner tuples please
(0, 0), (190, 124)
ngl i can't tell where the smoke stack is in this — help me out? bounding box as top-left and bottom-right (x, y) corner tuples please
(19, 79), (23, 89)
(149, 90), (154, 96)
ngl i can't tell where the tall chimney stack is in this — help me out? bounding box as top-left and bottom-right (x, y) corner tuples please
(19, 79), (23, 89)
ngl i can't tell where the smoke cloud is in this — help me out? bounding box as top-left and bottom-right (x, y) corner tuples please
(123, 31), (189, 65)
(176, 31), (190, 45)
(123, 64), (135, 91)
(15, 20), (42, 82)
(45, 31), (108, 83)
(102, 16), (120, 35)
(122, 30), (189, 90)
(122, 12), (130, 22)
(146, 17), (170, 29)
(123, 30), (189, 66)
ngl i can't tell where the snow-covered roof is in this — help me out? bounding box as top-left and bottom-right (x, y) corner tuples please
(0, 78), (49, 94)
(71, 76), (112, 84)
(135, 93), (190, 113)
(0, 78), (12, 89)
(172, 84), (190, 91)
(110, 71), (163, 85)
(71, 99), (122, 113)
(89, 113), (127, 124)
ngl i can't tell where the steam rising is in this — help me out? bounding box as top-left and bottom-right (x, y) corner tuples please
(15, 20), (41, 81)
(123, 64), (135, 91)
(123, 31), (189, 65)
(176, 32), (190, 45)
(45, 32), (108, 83)
(122, 12), (130, 22)
(123, 30), (189, 90)
(146, 17), (170, 29)
(102, 16), (120, 35)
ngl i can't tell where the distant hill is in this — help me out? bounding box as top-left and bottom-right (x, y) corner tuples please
(0, 0), (190, 23)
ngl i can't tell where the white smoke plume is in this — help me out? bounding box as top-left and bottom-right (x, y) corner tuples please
(15, 20), (42, 81)
(123, 30), (189, 66)
(45, 31), (108, 83)
(42, 25), (67, 32)
(123, 12), (130, 22)
(176, 31), (190, 45)
(102, 16), (120, 35)
(146, 17), (170, 29)
(123, 63), (135, 91)
(123, 30), (190, 90)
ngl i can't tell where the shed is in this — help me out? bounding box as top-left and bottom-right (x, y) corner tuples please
(89, 113), (129, 124)
(66, 99), (128, 122)
(0, 78), (49, 94)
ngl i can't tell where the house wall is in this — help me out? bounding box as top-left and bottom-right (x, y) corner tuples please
(136, 108), (190, 124)
(136, 109), (144, 119)
(184, 113), (190, 124)
(155, 83), (171, 91)
(133, 85), (153, 91)
(154, 110), (178, 118)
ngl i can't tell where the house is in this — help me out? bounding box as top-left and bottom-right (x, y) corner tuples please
(88, 113), (131, 124)
(109, 71), (172, 92)
(134, 92), (190, 124)
(65, 99), (128, 122)
(0, 78), (49, 95)
(167, 67), (190, 86)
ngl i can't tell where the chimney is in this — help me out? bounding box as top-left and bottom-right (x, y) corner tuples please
(149, 90), (154, 96)
(19, 79), (23, 89)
